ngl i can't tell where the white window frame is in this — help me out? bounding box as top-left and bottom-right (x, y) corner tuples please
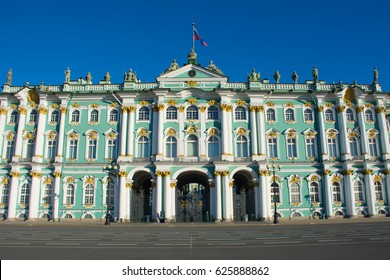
(234, 106), (247, 121)
(374, 181), (384, 201)
(267, 137), (279, 158)
(63, 183), (76, 205)
(346, 108), (355, 122)
(290, 182), (301, 204)
(165, 136), (178, 158)
(70, 109), (80, 123)
(349, 137), (360, 157)
(286, 137), (298, 158)
(166, 106), (178, 120)
(332, 182), (342, 203)
(235, 135), (249, 158)
(41, 184), (53, 205)
(325, 109), (335, 122)
(108, 109), (119, 123)
(266, 108), (276, 122)
(365, 109), (375, 123)
(186, 134), (199, 157)
(186, 105), (199, 120)
(83, 184), (95, 206)
(50, 110), (60, 123)
(309, 182), (320, 203)
(138, 106), (150, 121)
(284, 108), (295, 122)
(136, 136), (150, 158)
(28, 109), (38, 123)
(305, 137), (317, 159)
(19, 183), (30, 204)
(353, 180), (365, 202)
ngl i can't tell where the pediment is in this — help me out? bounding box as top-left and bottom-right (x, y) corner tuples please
(157, 64), (227, 82)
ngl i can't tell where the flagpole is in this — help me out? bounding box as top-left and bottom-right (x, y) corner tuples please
(192, 22), (195, 51)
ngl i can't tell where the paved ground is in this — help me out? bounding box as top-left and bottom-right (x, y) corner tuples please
(1, 217), (389, 260)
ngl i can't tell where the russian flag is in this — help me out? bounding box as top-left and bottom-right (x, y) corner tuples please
(194, 27), (208, 47)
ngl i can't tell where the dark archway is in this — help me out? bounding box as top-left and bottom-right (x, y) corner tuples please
(176, 171), (210, 222)
(232, 171), (256, 221)
(131, 171), (153, 222)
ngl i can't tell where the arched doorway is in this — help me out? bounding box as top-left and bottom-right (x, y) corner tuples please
(176, 172), (210, 222)
(130, 171), (153, 222)
(232, 171), (256, 221)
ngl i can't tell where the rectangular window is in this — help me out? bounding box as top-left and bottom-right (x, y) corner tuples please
(290, 183), (301, 203)
(306, 138), (316, 158)
(69, 139), (78, 159)
(87, 139), (97, 159)
(268, 138), (278, 158)
(287, 138), (297, 158)
(47, 140), (56, 160)
(328, 138), (338, 157)
(5, 140), (14, 159)
(107, 139), (117, 159)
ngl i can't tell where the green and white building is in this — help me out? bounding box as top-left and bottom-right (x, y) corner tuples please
(0, 50), (389, 222)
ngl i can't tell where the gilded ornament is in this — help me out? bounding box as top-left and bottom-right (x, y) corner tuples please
(187, 98), (197, 105)
(375, 106), (386, 114)
(348, 131), (358, 138)
(167, 99), (177, 106)
(384, 169), (390, 175)
(356, 106), (364, 113)
(229, 181), (234, 187)
(38, 107), (48, 115)
(91, 103), (99, 109)
(27, 89), (39, 103)
(332, 175), (340, 183)
(221, 170), (230, 176)
(48, 131), (56, 140)
(126, 183), (132, 189)
(86, 177), (95, 184)
(43, 177), (52, 185)
(18, 107), (27, 115)
(66, 177), (75, 183)
(236, 100), (246, 106)
(257, 105), (264, 112)
(285, 102), (294, 108)
(156, 171), (164, 177)
(290, 175), (300, 183)
(268, 131), (278, 138)
(266, 101), (275, 107)
(344, 87), (355, 104)
(328, 130), (337, 139)
(249, 106), (257, 112)
(6, 131), (15, 141)
(30, 171), (42, 178)
(324, 169), (331, 176)
(187, 127), (197, 134)
(199, 106), (206, 113)
(286, 130), (296, 139)
(186, 81), (198, 87)
(118, 171), (127, 177)
(304, 102), (312, 107)
(306, 131), (316, 138)
(71, 102), (80, 108)
(214, 170), (223, 176)
(208, 100), (217, 106)
(109, 102), (118, 108)
(342, 169), (354, 176)
(139, 128), (148, 137)
(365, 103), (373, 108)
(60, 107), (67, 114)
(368, 130), (376, 139)
(325, 102), (333, 108)
(157, 104), (165, 111)
(363, 169), (373, 175)
(209, 128), (217, 135)
(121, 106), (128, 113)
(178, 106), (185, 112)
(53, 171), (62, 178)
(373, 174), (382, 182)
(220, 104), (232, 112)
(336, 105), (345, 113)
(0, 108), (7, 115)
(170, 182), (177, 188)
(128, 106), (135, 112)
(311, 175), (319, 181)
(259, 170), (270, 176)
(167, 128), (176, 136)
(0, 177), (9, 184)
(237, 128), (246, 135)
(139, 100), (150, 106)
(317, 105), (324, 112)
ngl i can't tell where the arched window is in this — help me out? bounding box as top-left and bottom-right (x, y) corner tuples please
(346, 108), (354, 121)
(266, 108), (276, 122)
(0, 183), (9, 204)
(19, 183), (30, 204)
(285, 108), (295, 122)
(354, 181), (364, 202)
(325, 109), (334, 122)
(332, 182), (341, 202)
(29, 109), (38, 123)
(309, 182), (320, 203)
(365, 109), (374, 122)
(349, 137), (359, 156)
(236, 135), (248, 157)
(304, 109), (313, 122)
(10, 110), (18, 123)
(84, 184), (94, 205)
(374, 181), (383, 201)
(165, 136), (177, 158)
(186, 135), (199, 156)
(137, 136), (149, 158)
(207, 106), (219, 120)
(42, 185), (53, 205)
(71, 110), (80, 122)
(166, 106), (177, 120)
(286, 137), (297, 158)
(90, 109), (99, 122)
(368, 137), (379, 157)
(186, 106), (199, 120)
(109, 109), (118, 122)
(138, 107), (150, 120)
(235, 106), (246, 120)
(207, 136), (219, 158)
(271, 182), (280, 203)
(50, 110), (59, 123)
(290, 182), (301, 203)
(65, 184), (75, 205)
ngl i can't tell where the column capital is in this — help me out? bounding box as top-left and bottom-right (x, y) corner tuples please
(375, 106), (386, 114)
(118, 171), (127, 177)
(324, 169), (331, 176)
(38, 107), (48, 115)
(317, 105), (324, 112)
(259, 170), (270, 176)
(363, 169), (373, 175)
(336, 105), (346, 113)
(60, 106), (67, 114)
(342, 169), (354, 176)
(0, 108), (7, 115)
(18, 107), (27, 114)
(10, 171), (20, 178)
(30, 171), (42, 178)
(383, 169), (390, 175)
(356, 106), (364, 113)
(53, 171), (62, 178)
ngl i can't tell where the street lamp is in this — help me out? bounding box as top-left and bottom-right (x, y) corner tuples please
(102, 160), (119, 225)
(267, 163), (281, 224)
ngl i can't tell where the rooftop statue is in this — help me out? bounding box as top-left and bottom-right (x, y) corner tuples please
(248, 69), (260, 82)
(167, 59), (179, 72)
(373, 67), (379, 84)
(207, 60), (223, 75)
(64, 67), (71, 83)
(312, 66), (318, 82)
(291, 71), (298, 83)
(86, 72), (92, 84)
(273, 70), (281, 83)
(104, 72), (111, 83)
(6, 68), (12, 85)
(125, 69), (138, 82)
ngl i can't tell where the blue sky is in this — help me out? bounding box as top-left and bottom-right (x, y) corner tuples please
(1, 0), (389, 90)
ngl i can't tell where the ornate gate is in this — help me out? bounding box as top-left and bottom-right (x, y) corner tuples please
(233, 185), (256, 221)
(130, 185), (153, 222)
(176, 183), (209, 222)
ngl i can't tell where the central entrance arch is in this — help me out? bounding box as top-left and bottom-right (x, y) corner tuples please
(232, 171), (256, 221)
(130, 171), (153, 222)
(175, 171), (210, 222)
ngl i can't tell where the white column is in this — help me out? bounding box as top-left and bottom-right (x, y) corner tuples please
(214, 172), (222, 221)
(28, 171), (41, 219)
(259, 171), (268, 220)
(222, 172), (233, 221)
(0, 108), (7, 158)
(170, 180), (177, 222)
(125, 181), (131, 221)
(118, 172), (127, 221)
(33, 107), (48, 162)
(317, 106), (328, 160)
(151, 107), (158, 157)
(250, 107), (258, 157)
(344, 170), (355, 217)
(253, 179), (260, 219)
(323, 172), (333, 218)
(114, 176), (120, 220)
(52, 171), (62, 221)
(337, 105), (351, 160)
(385, 169), (390, 206)
(119, 107), (128, 158)
(200, 107), (207, 159)
(55, 107), (66, 162)
(227, 108), (233, 157)
(13, 107), (27, 160)
(356, 106), (369, 158)
(178, 107), (185, 158)
(364, 170), (376, 217)
(163, 174), (172, 220)
(155, 172), (163, 220)
(7, 171), (20, 219)
(376, 106), (390, 160)
(258, 106), (267, 158)
(221, 106), (229, 159)
(126, 106), (135, 159)
(156, 105), (164, 160)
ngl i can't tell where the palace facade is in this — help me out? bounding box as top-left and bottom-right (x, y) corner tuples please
(0, 50), (389, 222)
